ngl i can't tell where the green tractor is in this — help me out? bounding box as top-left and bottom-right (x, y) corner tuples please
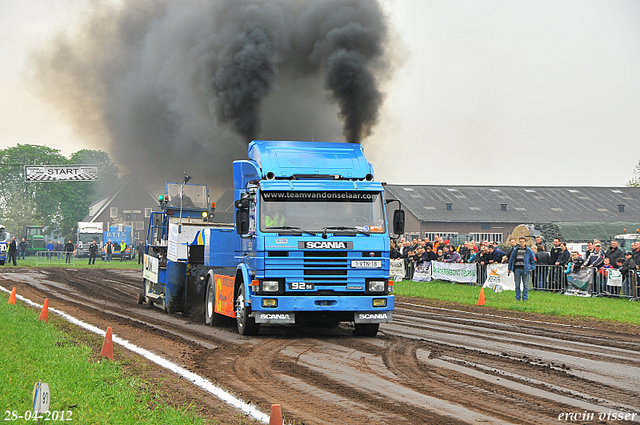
(24, 225), (46, 256)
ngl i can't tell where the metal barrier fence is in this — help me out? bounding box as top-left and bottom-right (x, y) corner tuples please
(403, 260), (639, 300)
(35, 251), (76, 267)
(530, 265), (637, 299)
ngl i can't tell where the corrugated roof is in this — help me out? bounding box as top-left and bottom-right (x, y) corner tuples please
(384, 185), (640, 223)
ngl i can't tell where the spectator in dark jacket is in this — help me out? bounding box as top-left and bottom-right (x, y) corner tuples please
(459, 242), (471, 262)
(534, 245), (551, 290)
(631, 242), (640, 271)
(583, 242), (594, 261)
(488, 245), (506, 264)
(64, 240), (75, 264)
(549, 238), (562, 265)
(619, 253), (636, 297)
(7, 237), (18, 266)
(556, 243), (571, 266)
(18, 238), (27, 260)
(504, 239), (517, 260)
(474, 246), (490, 266)
(390, 241), (401, 259)
(605, 241), (624, 269)
(424, 245), (438, 262)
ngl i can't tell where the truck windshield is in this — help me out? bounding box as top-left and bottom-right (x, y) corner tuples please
(166, 183), (208, 209)
(27, 227), (43, 237)
(260, 191), (386, 233)
(78, 234), (102, 243)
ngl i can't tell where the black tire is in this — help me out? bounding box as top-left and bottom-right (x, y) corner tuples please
(0, 260), (4, 266)
(235, 283), (259, 336)
(136, 292), (144, 305)
(204, 277), (225, 326)
(354, 323), (379, 337)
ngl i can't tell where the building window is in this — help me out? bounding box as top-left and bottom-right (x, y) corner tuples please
(469, 233), (503, 243)
(145, 208), (152, 218)
(481, 223), (490, 230)
(134, 221), (145, 231)
(110, 207), (118, 218)
(424, 232), (459, 242)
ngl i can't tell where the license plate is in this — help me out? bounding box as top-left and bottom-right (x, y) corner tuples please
(351, 260), (382, 268)
(289, 282), (314, 290)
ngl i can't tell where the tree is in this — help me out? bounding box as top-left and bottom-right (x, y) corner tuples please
(0, 145), (120, 240)
(0, 145), (66, 237)
(627, 160), (640, 187)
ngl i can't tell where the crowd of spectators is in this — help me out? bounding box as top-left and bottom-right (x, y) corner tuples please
(390, 235), (640, 296)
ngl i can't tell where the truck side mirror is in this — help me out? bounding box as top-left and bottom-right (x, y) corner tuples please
(235, 198), (250, 209)
(393, 210), (405, 235)
(236, 209), (250, 235)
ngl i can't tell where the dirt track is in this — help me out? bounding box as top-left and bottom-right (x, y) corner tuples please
(2, 267), (639, 424)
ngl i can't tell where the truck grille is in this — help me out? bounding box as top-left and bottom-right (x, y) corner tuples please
(265, 250), (385, 287)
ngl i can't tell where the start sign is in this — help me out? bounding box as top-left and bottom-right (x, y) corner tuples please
(25, 165), (99, 182)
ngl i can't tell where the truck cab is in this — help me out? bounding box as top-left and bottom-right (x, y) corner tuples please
(76, 222), (104, 258)
(227, 141), (404, 336)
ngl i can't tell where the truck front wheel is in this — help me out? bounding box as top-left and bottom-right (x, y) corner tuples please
(235, 284), (259, 336)
(205, 277), (225, 326)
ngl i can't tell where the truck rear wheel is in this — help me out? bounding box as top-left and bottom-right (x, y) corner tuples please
(235, 284), (259, 336)
(354, 323), (379, 337)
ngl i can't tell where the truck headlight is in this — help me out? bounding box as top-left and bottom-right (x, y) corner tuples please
(262, 280), (280, 292)
(368, 280), (385, 292)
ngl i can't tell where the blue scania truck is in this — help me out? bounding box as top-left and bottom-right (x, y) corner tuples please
(138, 141), (404, 336)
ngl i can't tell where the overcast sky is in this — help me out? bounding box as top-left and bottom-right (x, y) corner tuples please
(1, 0), (639, 187)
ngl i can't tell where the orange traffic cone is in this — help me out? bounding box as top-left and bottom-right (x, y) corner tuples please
(101, 327), (114, 360)
(269, 404), (283, 425)
(38, 299), (49, 322)
(476, 287), (485, 306)
(8, 287), (16, 305)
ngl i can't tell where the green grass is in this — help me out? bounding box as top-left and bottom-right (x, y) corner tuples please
(0, 296), (209, 424)
(394, 279), (640, 325)
(4, 256), (141, 269)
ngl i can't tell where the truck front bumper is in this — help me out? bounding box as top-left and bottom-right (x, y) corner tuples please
(250, 294), (394, 324)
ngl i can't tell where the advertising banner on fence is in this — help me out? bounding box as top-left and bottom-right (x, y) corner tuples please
(390, 259), (406, 281)
(606, 269), (623, 287)
(431, 261), (476, 284)
(566, 267), (594, 297)
(482, 264), (516, 292)
(412, 263), (431, 282)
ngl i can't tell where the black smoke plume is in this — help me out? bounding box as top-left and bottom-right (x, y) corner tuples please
(30, 0), (393, 191)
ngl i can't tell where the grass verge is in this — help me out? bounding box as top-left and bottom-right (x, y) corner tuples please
(394, 279), (640, 325)
(0, 295), (210, 424)
(2, 256), (141, 270)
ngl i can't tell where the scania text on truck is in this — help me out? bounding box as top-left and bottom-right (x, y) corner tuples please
(138, 141), (405, 337)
